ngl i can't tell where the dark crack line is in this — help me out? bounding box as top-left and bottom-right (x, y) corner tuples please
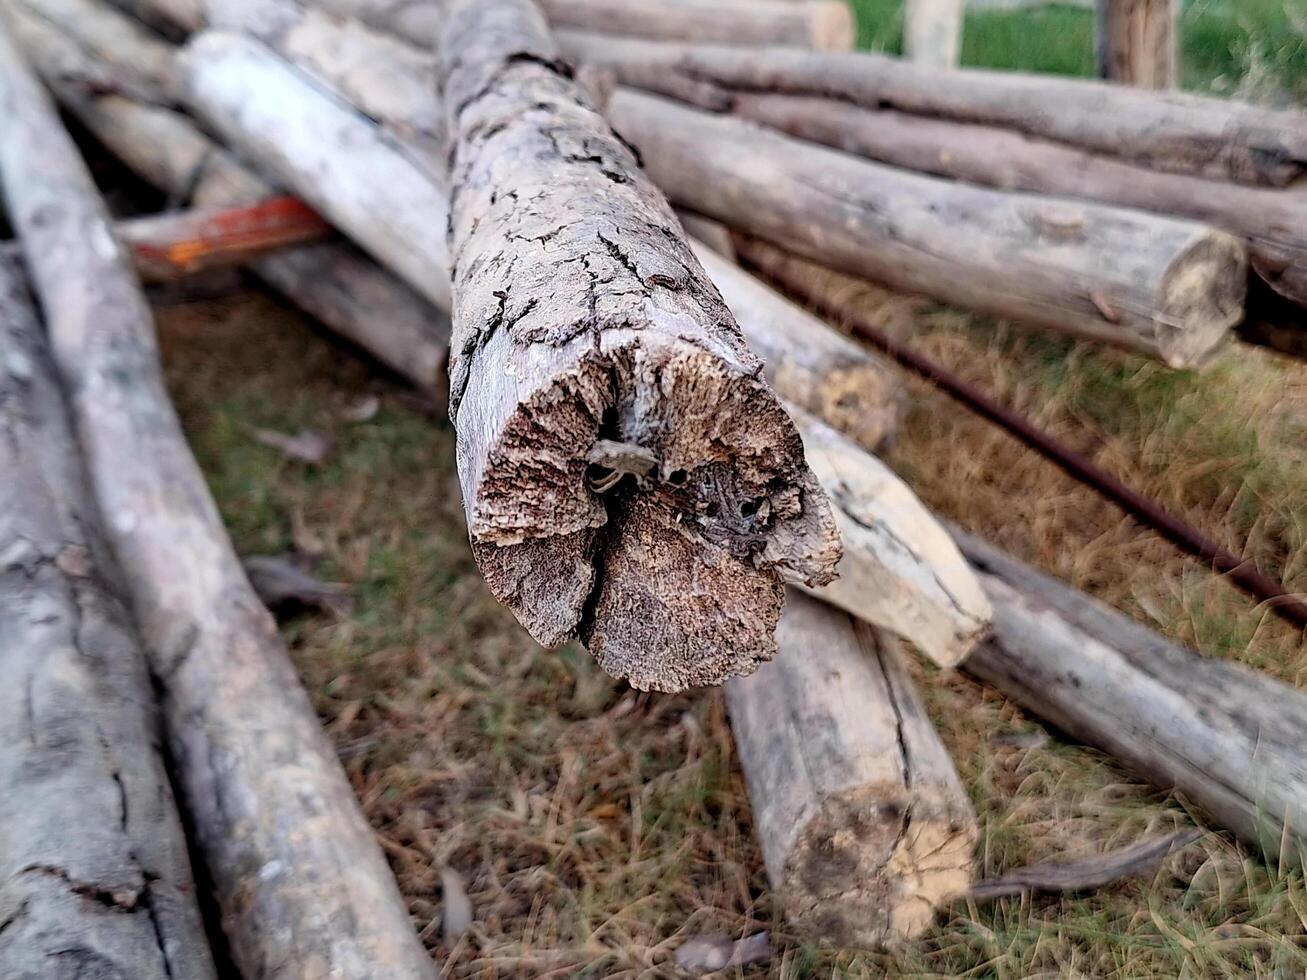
(17, 864), (140, 912)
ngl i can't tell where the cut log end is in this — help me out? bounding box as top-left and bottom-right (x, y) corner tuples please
(784, 786), (977, 947)
(469, 337), (841, 689)
(1156, 230), (1247, 368)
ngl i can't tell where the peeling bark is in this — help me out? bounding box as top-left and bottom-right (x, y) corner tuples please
(604, 87), (1247, 369)
(10, 0), (450, 401)
(954, 526), (1307, 865)
(726, 591), (978, 947)
(0, 257), (216, 980)
(556, 33), (1307, 188)
(0, 18), (436, 979)
(436, 0), (840, 690)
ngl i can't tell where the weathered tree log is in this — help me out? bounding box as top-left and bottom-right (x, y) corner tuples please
(726, 590), (978, 946)
(692, 92), (1307, 311)
(555, 33), (1307, 187)
(10, 1), (450, 398)
(310, 0), (853, 50)
(537, 0), (854, 50)
(793, 409), (991, 667)
(954, 526), (1307, 864)
(0, 256), (217, 980)
(0, 20), (436, 979)
(434, 0), (839, 689)
(1097, 0), (1176, 89)
(903, 0), (964, 68)
(605, 88), (1247, 369)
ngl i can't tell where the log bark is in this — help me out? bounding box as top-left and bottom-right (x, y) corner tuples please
(699, 92), (1307, 311)
(537, 0), (854, 50)
(605, 88), (1247, 369)
(311, 0), (854, 50)
(726, 590), (978, 946)
(792, 409), (991, 667)
(954, 526), (1307, 864)
(0, 20), (437, 980)
(1096, 0), (1176, 89)
(0, 256), (217, 980)
(9, 0), (450, 399)
(435, 0), (840, 690)
(556, 33), (1307, 187)
(903, 0), (964, 68)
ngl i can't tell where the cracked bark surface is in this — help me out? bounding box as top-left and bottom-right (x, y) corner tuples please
(10, 0), (451, 402)
(726, 591), (978, 947)
(0, 257), (217, 980)
(437, 0), (840, 690)
(790, 409), (991, 668)
(954, 527), (1307, 864)
(557, 33), (1307, 188)
(603, 87), (1247, 370)
(0, 20), (435, 980)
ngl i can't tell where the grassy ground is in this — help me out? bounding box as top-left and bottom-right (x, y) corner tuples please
(151, 2), (1307, 976)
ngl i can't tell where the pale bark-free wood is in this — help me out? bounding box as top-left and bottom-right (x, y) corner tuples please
(702, 92), (1307, 310)
(311, 0), (853, 50)
(9, 1), (450, 398)
(903, 0), (963, 68)
(727, 590), (978, 946)
(0, 20), (436, 980)
(1096, 0), (1176, 89)
(792, 409), (991, 666)
(437, 0), (839, 690)
(0, 256), (217, 980)
(606, 88), (1247, 369)
(556, 33), (1307, 187)
(954, 527), (1307, 863)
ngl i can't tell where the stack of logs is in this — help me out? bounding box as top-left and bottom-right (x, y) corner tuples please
(3, 0), (1307, 976)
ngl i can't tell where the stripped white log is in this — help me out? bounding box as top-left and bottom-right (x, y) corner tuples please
(727, 590), (978, 946)
(904, 0), (964, 68)
(0, 17), (436, 978)
(0, 255), (217, 980)
(605, 88), (1247, 369)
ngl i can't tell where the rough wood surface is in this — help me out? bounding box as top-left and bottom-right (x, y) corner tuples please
(1097, 0), (1176, 89)
(903, 0), (963, 67)
(954, 526), (1307, 863)
(0, 255), (217, 980)
(537, 0), (854, 50)
(437, 0), (839, 690)
(726, 590), (978, 946)
(605, 88), (1247, 369)
(700, 92), (1307, 311)
(793, 409), (991, 667)
(10, 1), (451, 398)
(0, 19), (436, 979)
(556, 33), (1307, 187)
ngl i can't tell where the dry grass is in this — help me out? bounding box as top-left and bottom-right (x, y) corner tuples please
(155, 263), (1307, 977)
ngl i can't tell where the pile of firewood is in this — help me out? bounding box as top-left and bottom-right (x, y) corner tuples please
(3, 0), (1307, 975)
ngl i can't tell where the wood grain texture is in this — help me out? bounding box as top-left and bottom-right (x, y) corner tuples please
(703, 92), (1307, 311)
(0, 18), (436, 978)
(792, 410), (991, 667)
(1096, 0), (1176, 89)
(0, 255), (217, 980)
(955, 527), (1307, 864)
(556, 33), (1307, 187)
(605, 88), (1247, 369)
(11, 0), (450, 399)
(437, 0), (839, 690)
(727, 591), (977, 946)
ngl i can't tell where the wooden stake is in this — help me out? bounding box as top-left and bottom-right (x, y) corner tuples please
(434, 0), (839, 689)
(1096, 0), (1177, 89)
(0, 255), (217, 980)
(727, 590), (978, 946)
(605, 87), (1247, 369)
(903, 0), (964, 68)
(0, 18), (436, 978)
